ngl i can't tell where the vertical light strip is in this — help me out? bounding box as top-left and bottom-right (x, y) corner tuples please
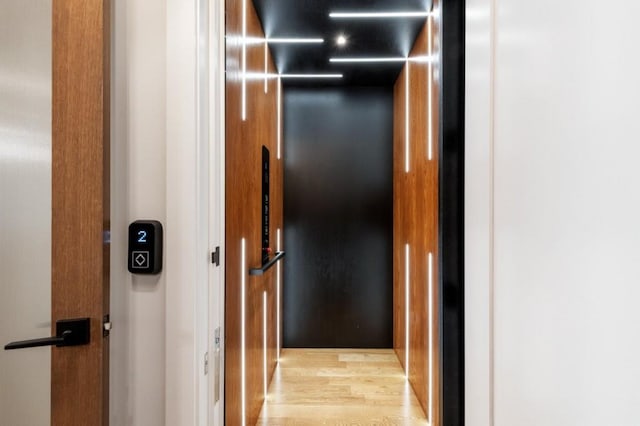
(263, 291), (268, 398)
(264, 41), (268, 94)
(277, 77), (282, 160)
(405, 61), (410, 173)
(427, 16), (433, 161)
(241, 0), (247, 120)
(276, 228), (281, 362)
(241, 238), (246, 426)
(428, 252), (434, 422)
(405, 243), (410, 378)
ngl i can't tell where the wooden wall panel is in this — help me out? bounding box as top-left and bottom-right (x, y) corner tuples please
(408, 26), (429, 413)
(51, 1), (110, 424)
(393, 69), (407, 371)
(393, 15), (441, 425)
(225, 0), (282, 424)
(267, 58), (282, 390)
(431, 9), (441, 425)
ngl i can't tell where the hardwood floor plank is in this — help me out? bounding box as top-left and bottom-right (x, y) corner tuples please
(258, 349), (428, 425)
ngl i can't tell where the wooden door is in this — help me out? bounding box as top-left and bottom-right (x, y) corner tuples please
(1, 1), (110, 425)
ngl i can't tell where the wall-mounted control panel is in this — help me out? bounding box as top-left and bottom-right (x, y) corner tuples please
(128, 220), (163, 274)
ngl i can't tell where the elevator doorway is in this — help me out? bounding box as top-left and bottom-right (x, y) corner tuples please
(223, 0), (464, 424)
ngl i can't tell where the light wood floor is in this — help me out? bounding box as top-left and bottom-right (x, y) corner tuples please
(257, 349), (428, 425)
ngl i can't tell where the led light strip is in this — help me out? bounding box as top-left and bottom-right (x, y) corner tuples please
(279, 73), (343, 79)
(330, 57), (407, 63)
(241, 238), (246, 426)
(242, 72), (341, 80)
(242, 72), (278, 80)
(239, 36), (269, 45)
(263, 291), (268, 398)
(276, 228), (281, 361)
(428, 15), (433, 161)
(405, 60), (410, 173)
(236, 36), (323, 44)
(428, 252), (434, 423)
(330, 11), (432, 19)
(277, 78), (282, 160)
(407, 55), (432, 63)
(405, 243), (410, 378)
(267, 37), (324, 43)
(264, 41), (268, 94)
(241, 0), (247, 121)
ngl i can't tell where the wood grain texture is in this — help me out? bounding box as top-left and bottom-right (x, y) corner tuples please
(51, 0), (110, 425)
(393, 68), (408, 373)
(393, 20), (440, 425)
(257, 349), (428, 425)
(430, 10), (441, 424)
(226, 0), (282, 424)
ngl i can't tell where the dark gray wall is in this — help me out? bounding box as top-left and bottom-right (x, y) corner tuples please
(283, 87), (393, 348)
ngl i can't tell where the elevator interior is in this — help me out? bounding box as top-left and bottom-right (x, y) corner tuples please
(225, 0), (440, 424)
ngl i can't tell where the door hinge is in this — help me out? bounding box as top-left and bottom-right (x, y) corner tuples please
(204, 352), (209, 375)
(103, 315), (112, 337)
(211, 246), (220, 266)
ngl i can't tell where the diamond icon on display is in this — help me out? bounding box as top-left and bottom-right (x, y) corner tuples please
(132, 251), (150, 269)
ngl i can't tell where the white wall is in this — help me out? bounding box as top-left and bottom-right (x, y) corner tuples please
(110, 0), (168, 424)
(0, 1), (52, 424)
(111, 0), (222, 423)
(464, 2), (493, 425)
(466, 1), (640, 425)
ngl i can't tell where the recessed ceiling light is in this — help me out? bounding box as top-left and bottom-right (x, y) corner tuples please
(336, 35), (347, 46)
(330, 11), (432, 19)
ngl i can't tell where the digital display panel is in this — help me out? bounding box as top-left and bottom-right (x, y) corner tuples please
(128, 220), (163, 274)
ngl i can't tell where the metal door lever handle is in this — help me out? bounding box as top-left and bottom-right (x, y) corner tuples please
(4, 318), (91, 350)
(4, 331), (69, 350)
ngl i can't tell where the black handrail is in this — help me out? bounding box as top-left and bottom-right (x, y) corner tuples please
(249, 251), (286, 276)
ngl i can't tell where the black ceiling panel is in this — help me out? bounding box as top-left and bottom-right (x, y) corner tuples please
(252, 0), (432, 87)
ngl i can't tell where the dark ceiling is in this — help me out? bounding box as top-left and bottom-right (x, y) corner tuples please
(252, 0), (432, 87)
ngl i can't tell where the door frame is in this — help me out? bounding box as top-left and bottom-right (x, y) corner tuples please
(204, 0), (468, 424)
(164, 0), (226, 424)
(439, 0), (466, 424)
(208, 0), (227, 423)
(164, 0), (227, 424)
